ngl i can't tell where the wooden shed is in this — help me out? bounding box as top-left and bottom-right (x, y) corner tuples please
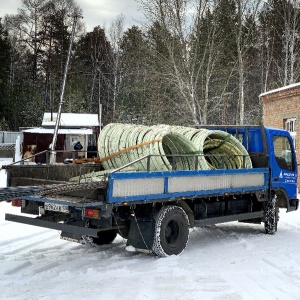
(21, 113), (100, 163)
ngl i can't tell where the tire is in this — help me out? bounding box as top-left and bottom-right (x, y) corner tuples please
(152, 205), (189, 257)
(91, 230), (117, 245)
(264, 195), (279, 235)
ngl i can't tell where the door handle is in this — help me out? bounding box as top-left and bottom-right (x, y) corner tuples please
(274, 177), (278, 181)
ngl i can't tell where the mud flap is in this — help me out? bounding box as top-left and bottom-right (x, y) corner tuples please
(287, 198), (299, 212)
(126, 218), (155, 251)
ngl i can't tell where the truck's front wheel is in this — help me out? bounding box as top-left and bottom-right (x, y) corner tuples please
(264, 196), (279, 235)
(152, 205), (189, 257)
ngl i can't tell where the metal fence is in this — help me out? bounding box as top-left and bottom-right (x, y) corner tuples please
(0, 131), (21, 144)
(0, 131), (21, 158)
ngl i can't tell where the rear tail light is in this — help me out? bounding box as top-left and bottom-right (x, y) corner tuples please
(11, 199), (26, 207)
(84, 208), (100, 219)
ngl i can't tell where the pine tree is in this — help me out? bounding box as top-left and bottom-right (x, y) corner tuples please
(0, 18), (11, 129)
(73, 26), (113, 122)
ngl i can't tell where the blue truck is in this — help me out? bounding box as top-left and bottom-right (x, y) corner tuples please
(1, 125), (299, 257)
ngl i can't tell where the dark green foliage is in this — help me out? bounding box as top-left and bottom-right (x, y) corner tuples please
(73, 26), (113, 122)
(0, 18), (11, 130)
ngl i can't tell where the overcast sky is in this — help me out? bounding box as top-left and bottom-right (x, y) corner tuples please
(0, 0), (144, 32)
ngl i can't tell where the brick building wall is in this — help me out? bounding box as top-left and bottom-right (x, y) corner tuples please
(260, 83), (300, 189)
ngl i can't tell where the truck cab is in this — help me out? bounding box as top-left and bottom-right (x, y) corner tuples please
(267, 127), (298, 210)
(224, 126), (298, 211)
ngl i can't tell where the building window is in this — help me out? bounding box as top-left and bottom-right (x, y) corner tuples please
(285, 118), (296, 149)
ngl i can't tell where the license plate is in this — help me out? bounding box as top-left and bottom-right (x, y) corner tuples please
(44, 203), (69, 213)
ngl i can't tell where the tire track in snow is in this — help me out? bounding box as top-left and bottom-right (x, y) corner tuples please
(31, 261), (61, 275)
(246, 270), (300, 300)
(1, 235), (63, 259)
(225, 271), (283, 300)
(4, 261), (32, 275)
(0, 229), (53, 247)
(191, 224), (262, 253)
(232, 256), (300, 299)
(2, 234), (59, 256)
(4, 256), (61, 277)
(262, 258), (300, 285)
(16, 238), (130, 276)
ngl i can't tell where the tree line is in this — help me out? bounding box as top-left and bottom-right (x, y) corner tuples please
(0, 0), (299, 131)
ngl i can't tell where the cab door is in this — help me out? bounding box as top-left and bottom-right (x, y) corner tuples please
(268, 129), (297, 199)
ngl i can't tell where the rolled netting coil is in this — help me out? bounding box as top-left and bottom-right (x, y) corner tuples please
(70, 124), (252, 183)
(98, 123), (252, 171)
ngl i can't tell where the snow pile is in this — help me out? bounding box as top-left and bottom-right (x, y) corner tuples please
(0, 158), (12, 188)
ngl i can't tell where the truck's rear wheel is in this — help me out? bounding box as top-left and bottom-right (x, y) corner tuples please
(152, 205), (189, 257)
(92, 230), (117, 245)
(264, 196), (279, 235)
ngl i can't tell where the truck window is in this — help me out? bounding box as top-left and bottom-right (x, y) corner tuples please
(273, 135), (294, 171)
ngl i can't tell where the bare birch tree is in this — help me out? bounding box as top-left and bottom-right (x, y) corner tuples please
(282, 0), (300, 85)
(137, 0), (227, 125)
(259, 0), (300, 89)
(234, 0), (261, 125)
(108, 15), (125, 120)
(4, 0), (48, 84)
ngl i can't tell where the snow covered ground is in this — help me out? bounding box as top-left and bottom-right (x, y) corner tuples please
(1, 162), (300, 300)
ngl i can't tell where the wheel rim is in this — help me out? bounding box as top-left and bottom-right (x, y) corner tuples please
(165, 220), (180, 245)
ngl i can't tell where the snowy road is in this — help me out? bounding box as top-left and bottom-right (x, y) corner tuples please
(1, 201), (300, 300)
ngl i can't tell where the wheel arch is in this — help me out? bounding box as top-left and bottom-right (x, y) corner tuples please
(176, 200), (194, 228)
(272, 188), (298, 212)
